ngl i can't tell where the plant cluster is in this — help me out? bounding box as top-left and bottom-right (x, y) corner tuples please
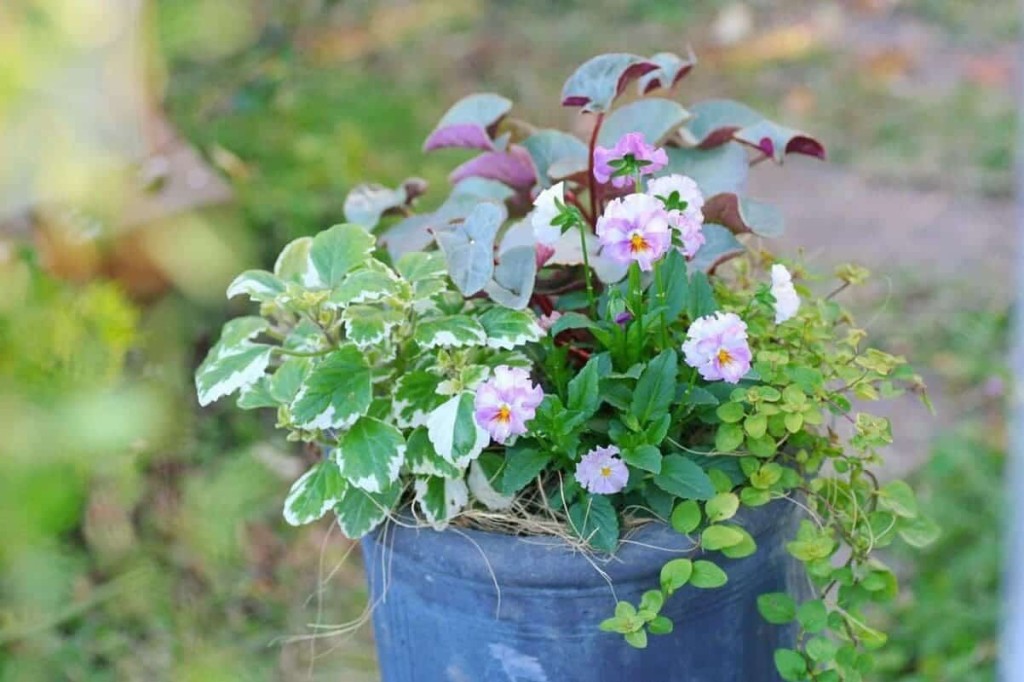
(197, 51), (936, 681)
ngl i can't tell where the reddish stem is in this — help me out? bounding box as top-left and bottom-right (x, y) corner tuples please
(586, 112), (605, 227)
(530, 293), (555, 316)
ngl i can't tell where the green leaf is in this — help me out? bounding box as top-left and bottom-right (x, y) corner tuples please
(425, 393), (489, 468)
(897, 515), (940, 548)
(639, 590), (665, 614)
(656, 249), (689, 319)
(690, 560), (728, 588)
(744, 413), (768, 439)
(806, 636), (837, 663)
(333, 480), (402, 539)
(414, 475), (469, 530)
(395, 251), (447, 283)
(630, 350), (678, 424)
(774, 648), (808, 682)
(274, 236), (316, 284)
(414, 315), (487, 349)
(715, 423), (744, 453)
(705, 492), (740, 522)
(720, 527), (756, 558)
(484, 246), (536, 310)
(499, 447), (552, 494)
(330, 269), (403, 307)
(701, 525), (745, 551)
(405, 427), (460, 478)
(740, 487), (772, 507)
(878, 480), (919, 519)
(757, 592), (797, 624)
(309, 224), (376, 287)
(467, 458), (513, 510)
(654, 455), (715, 500)
(560, 53), (656, 113)
(196, 344), (273, 407)
(624, 629), (648, 649)
(568, 494), (619, 552)
(568, 353), (611, 417)
(660, 558), (693, 594)
(335, 417), (405, 493)
(237, 378), (276, 409)
(478, 306), (543, 350)
(687, 271), (717, 319)
(598, 98), (690, 147)
(623, 445), (662, 474)
(435, 201), (504, 296)
(283, 461), (347, 526)
(392, 370), (446, 428)
(269, 357), (311, 404)
(716, 402), (745, 423)
(797, 599), (828, 634)
(291, 346), (372, 430)
(342, 306), (405, 348)
(226, 269), (285, 302)
(670, 500), (702, 534)
(647, 615), (674, 635)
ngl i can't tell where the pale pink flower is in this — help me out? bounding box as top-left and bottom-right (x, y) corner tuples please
(575, 445), (629, 495)
(593, 133), (668, 189)
(474, 366), (544, 444)
(532, 182), (565, 246)
(646, 174), (706, 258)
(596, 193), (671, 272)
(770, 264), (800, 324)
(682, 312), (752, 384)
(538, 311), (563, 332)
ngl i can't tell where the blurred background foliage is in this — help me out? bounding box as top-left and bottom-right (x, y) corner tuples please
(0, 0), (1012, 679)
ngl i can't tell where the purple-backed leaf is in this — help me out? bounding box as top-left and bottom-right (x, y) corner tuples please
(343, 178), (427, 229)
(598, 98), (691, 148)
(484, 246), (536, 310)
(687, 99), (826, 162)
(449, 145), (537, 190)
(435, 202), (506, 296)
(734, 120), (827, 163)
(560, 53), (658, 113)
(423, 93), (513, 152)
(638, 50), (698, 94)
(664, 144), (749, 196)
(703, 194), (784, 238)
(521, 130), (588, 188)
(689, 224), (745, 273)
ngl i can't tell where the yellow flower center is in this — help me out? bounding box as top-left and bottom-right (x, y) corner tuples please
(717, 348), (733, 366)
(496, 405), (512, 423)
(629, 233), (649, 253)
(600, 465), (612, 478)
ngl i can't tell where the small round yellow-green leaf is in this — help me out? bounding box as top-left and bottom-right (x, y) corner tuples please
(670, 500), (702, 534)
(690, 560), (728, 588)
(701, 525), (745, 551)
(705, 492), (740, 522)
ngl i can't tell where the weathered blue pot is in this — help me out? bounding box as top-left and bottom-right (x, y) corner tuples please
(360, 499), (806, 682)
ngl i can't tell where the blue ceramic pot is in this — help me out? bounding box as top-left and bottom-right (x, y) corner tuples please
(360, 499), (805, 682)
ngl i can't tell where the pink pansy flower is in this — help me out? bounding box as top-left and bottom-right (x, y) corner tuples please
(473, 365), (544, 444)
(770, 264), (800, 324)
(575, 445), (629, 495)
(593, 132), (668, 188)
(595, 193), (671, 272)
(537, 311), (563, 332)
(682, 312), (752, 384)
(646, 174), (706, 258)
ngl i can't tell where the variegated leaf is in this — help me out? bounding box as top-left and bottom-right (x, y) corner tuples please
(414, 475), (469, 530)
(393, 370), (446, 428)
(426, 392), (490, 468)
(329, 268), (403, 307)
(477, 307), (543, 350)
(333, 480), (403, 539)
(290, 346), (371, 430)
(309, 224), (376, 287)
(226, 270), (285, 302)
(405, 427), (461, 477)
(335, 417), (406, 493)
(414, 315), (487, 349)
(342, 306), (405, 348)
(283, 460), (347, 526)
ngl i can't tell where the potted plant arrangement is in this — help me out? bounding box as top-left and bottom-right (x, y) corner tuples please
(196, 51), (936, 681)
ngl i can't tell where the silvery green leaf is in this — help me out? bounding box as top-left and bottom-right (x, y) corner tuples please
(450, 177), (517, 201)
(689, 224), (745, 274)
(405, 427), (460, 477)
(560, 53), (658, 113)
(226, 269), (285, 302)
(468, 459), (513, 510)
(334, 416), (405, 493)
(290, 346), (371, 430)
(342, 305), (405, 348)
(283, 460), (347, 526)
(702, 194), (784, 238)
(598, 98), (691, 147)
(393, 370), (446, 429)
(664, 144), (749, 196)
(434, 202), (504, 295)
(309, 224), (376, 287)
(329, 268), (403, 307)
(414, 315), (487, 349)
(423, 93), (512, 152)
(380, 214), (435, 262)
(637, 50), (698, 94)
(273, 236), (317, 286)
(521, 130), (588, 187)
(343, 179), (424, 229)
(686, 99), (825, 161)
(477, 307), (543, 350)
(483, 246), (536, 310)
(414, 475), (469, 530)
(333, 480), (402, 539)
(426, 393), (489, 468)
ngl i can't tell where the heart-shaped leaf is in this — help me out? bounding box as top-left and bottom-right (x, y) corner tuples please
(735, 120), (827, 163)
(343, 178), (426, 229)
(449, 145), (537, 190)
(423, 93), (513, 152)
(561, 53), (658, 113)
(598, 98), (691, 148)
(702, 194), (784, 237)
(638, 50), (698, 94)
(689, 224), (745, 273)
(664, 144), (749, 196)
(484, 245), (537, 309)
(521, 130), (588, 187)
(434, 202), (505, 295)
(687, 99), (826, 161)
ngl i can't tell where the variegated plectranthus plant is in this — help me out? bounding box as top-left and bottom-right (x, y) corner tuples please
(197, 51), (937, 681)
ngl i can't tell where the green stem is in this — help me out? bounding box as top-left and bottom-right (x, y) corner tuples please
(577, 214), (597, 318)
(628, 262), (644, 359)
(653, 260), (670, 351)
